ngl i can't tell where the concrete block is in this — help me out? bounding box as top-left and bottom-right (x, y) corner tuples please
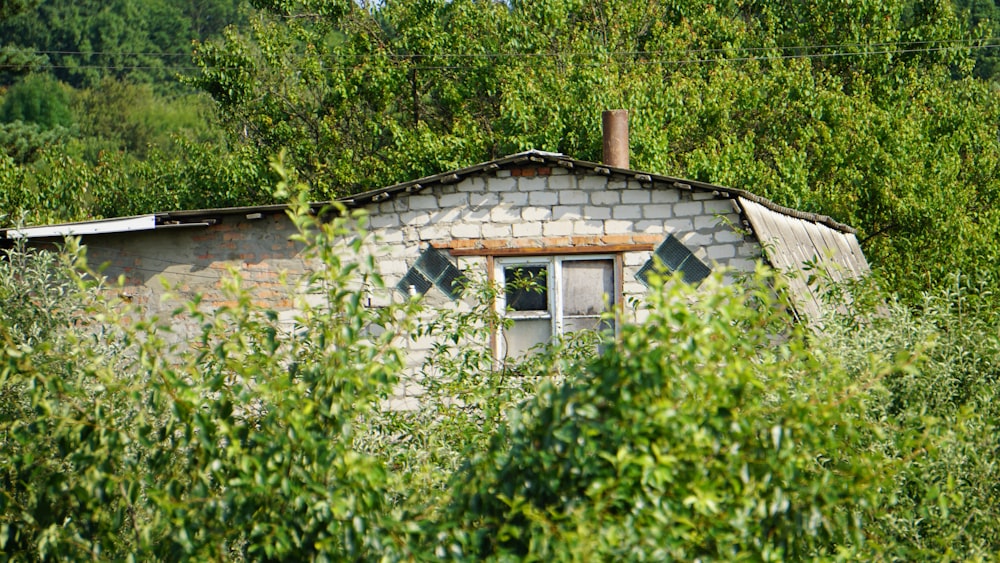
(501, 192), (529, 206)
(550, 166), (570, 175)
(513, 222), (543, 237)
(650, 189), (681, 203)
(591, 191), (621, 206)
(369, 213), (401, 229)
(543, 221), (573, 236)
(607, 179), (628, 190)
(612, 205), (643, 220)
(521, 206), (552, 221)
(584, 206), (612, 219)
(482, 223), (513, 237)
(488, 176), (517, 193)
(673, 201), (704, 216)
(438, 192), (469, 207)
(400, 211), (432, 226)
(451, 223), (481, 238)
(529, 191), (559, 206)
(546, 174), (574, 192)
(703, 200), (735, 214)
(714, 229), (745, 244)
(559, 190), (588, 205)
(692, 190), (716, 201)
(621, 190), (651, 204)
(604, 219), (633, 234)
(458, 177), (487, 193)
(642, 204), (674, 220)
(408, 194), (439, 210)
(579, 175), (607, 191)
(573, 220), (604, 235)
(490, 206), (521, 223)
(469, 193), (499, 209)
(635, 220), (666, 234)
(552, 205), (583, 220)
(517, 177), (548, 192)
(663, 217), (694, 233)
(707, 244), (737, 260)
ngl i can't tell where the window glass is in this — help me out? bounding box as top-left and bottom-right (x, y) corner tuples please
(504, 265), (548, 312)
(561, 259), (614, 316)
(503, 318), (552, 358)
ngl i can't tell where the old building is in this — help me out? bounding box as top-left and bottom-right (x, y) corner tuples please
(2, 116), (869, 407)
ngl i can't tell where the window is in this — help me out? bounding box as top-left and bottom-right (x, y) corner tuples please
(495, 255), (617, 358)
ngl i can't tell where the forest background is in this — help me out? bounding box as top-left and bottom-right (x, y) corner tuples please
(4, 1), (1000, 560)
(1, 0), (1000, 302)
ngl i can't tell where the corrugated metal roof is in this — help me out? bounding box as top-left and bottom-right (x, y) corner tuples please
(738, 197), (870, 324)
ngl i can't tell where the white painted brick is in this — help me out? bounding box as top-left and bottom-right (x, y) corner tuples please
(714, 229), (744, 244)
(579, 175), (607, 191)
(379, 258), (409, 275)
(517, 177), (548, 192)
(501, 192), (529, 206)
(488, 176), (517, 193)
(482, 223), (512, 237)
(681, 232), (712, 247)
(663, 218), (694, 233)
(704, 200), (736, 214)
(543, 221), (573, 236)
(463, 207), (490, 222)
(546, 174), (574, 191)
(635, 220), (665, 234)
(591, 191), (621, 206)
(418, 224), (449, 240)
(377, 229), (404, 243)
(408, 194), (439, 210)
(607, 179), (628, 190)
(529, 191), (559, 206)
(623, 251), (650, 267)
(728, 258), (757, 272)
(707, 244), (736, 260)
(521, 206), (552, 221)
(584, 206), (612, 219)
(673, 201), (704, 216)
(643, 204), (674, 219)
(694, 215), (721, 230)
(692, 190), (716, 200)
(552, 205), (583, 220)
(369, 213), (401, 229)
(469, 193), (499, 209)
(621, 190), (651, 204)
(490, 206), (521, 223)
(651, 189), (680, 203)
(451, 223), (481, 238)
(573, 220), (604, 235)
(612, 205), (643, 220)
(438, 193), (469, 207)
(431, 206), (464, 224)
(458, 177), (486, 193)
(604, 219), (634, 234)
(560, 190), (588, 205)
(513, 222), (543, 237)
(400, 211), (432, 226)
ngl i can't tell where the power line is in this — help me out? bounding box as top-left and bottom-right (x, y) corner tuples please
(2, 39), (998, 73)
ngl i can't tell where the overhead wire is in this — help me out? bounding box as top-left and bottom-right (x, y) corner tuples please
(1, 38), (999, 73)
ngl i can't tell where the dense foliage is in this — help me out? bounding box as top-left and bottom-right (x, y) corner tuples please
(2, 194), (1000, 559)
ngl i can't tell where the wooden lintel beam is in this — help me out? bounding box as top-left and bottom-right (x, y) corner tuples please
(443, 243), (655, 257)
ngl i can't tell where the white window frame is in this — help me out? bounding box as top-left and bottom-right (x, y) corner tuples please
(494, 254), (619, 358)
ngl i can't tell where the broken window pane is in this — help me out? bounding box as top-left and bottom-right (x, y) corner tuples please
(504, 265), (548, 312)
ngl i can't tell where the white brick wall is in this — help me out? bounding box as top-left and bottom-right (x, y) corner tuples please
(359, 166), (764, 378)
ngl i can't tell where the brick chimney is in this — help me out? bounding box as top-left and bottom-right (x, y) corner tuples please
(602, 109), (629, 169)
